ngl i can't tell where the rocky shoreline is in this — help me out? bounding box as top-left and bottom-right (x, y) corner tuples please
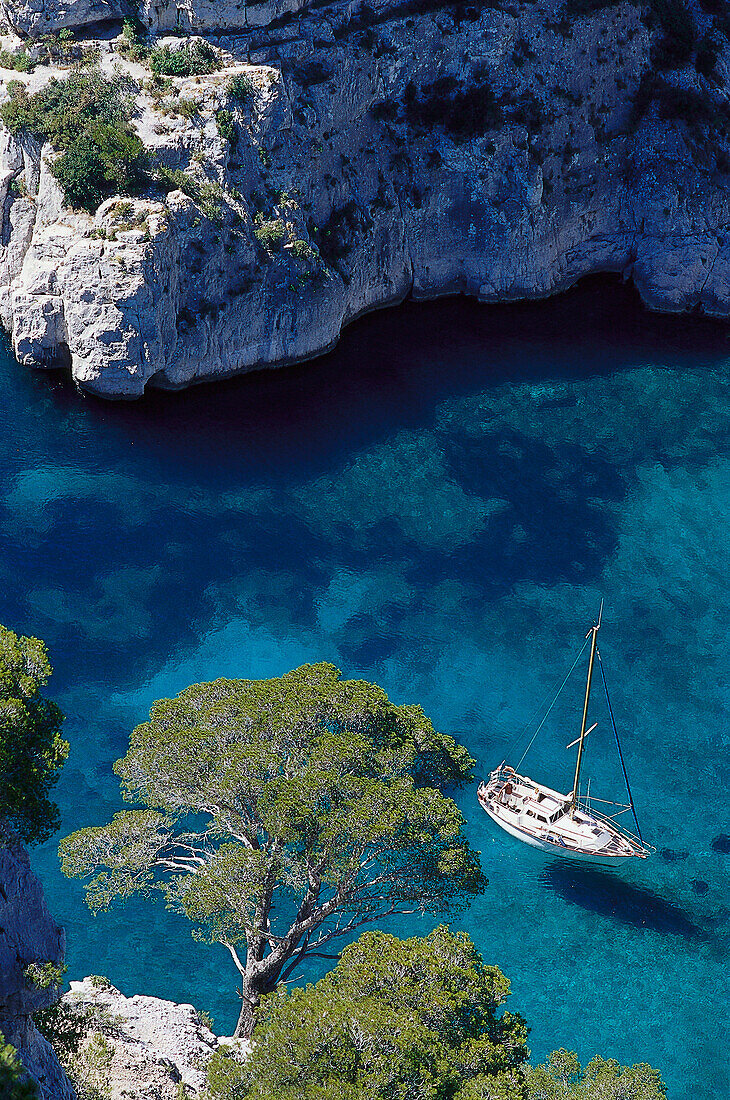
(1, 0), (730, 397)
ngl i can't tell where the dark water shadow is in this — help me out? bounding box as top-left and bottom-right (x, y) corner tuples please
(540, 863), (707, 942)
(20, 275), (730, 480)
(2, 274), (730, 691)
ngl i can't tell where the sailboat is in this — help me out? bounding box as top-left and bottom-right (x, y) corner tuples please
(478, 607), (651, 864)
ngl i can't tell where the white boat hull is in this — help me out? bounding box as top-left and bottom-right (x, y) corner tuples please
(478, 767), (650, 863)
(480, 798), (639, 866)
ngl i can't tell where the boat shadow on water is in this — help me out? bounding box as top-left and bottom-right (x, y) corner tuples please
(540, 863), (709, 942)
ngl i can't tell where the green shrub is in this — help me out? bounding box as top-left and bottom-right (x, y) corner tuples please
(0, 48), (35, 72)
(162, 96), (199, 119)
(116, 18), (149, 63)
(149, 40), (220, 77)
(34, 1001), (90, 1063)
(226, 73), (254, 102)
(524, 1051), (667, 1100)
(67, 1033), (113, 1100)
(0, 70), (147, 212)
(216, 108), (236, 142)
(155, 166), (224, 222)
(288, 238), (319, 264)
(24, 961), (67, 990)
(254, 217), (288, 251)
(52, 124), (147, 211)
(206, 926), (529, 1100)
(9, 176), (29, 198)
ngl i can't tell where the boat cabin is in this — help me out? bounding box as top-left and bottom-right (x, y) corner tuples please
(498, 775), (567, 824)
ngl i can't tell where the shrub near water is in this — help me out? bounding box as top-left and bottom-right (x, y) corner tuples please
(206, 926), (530, 1100)
(0, 69), (146, 212)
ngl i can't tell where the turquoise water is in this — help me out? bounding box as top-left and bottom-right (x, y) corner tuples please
(3, 279), (728, 1098)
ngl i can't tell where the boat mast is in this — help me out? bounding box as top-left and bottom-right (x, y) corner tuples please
(570, 603), (602, 813)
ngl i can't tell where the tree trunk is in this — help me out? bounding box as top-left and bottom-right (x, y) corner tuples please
(234, 967), (284, 1038)
(234, 992), (258, 1039)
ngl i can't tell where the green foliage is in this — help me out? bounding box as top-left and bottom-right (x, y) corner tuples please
(0, 48), (35, 73)
(116, 18), (149, 63)
(227, 74), (254, 103)
(254, 217), (288, 251)
(24, 961), (66, 991)
(52, 123), (147, 212)
(524, 1051), (666, 1100)
(0, 71), (146, 213)
(67, 1033), (113, 1100)
(0, 1035), (38, 1100)
(9, 177), (29, 199)
(0, 625), (67, 845)
(60, 664), (482, 1033)
(154, 166), (224, 222)
(216, 109), (236, 143)
(33, 1000), (90, 1064)
(288, 238), (321, 266)
(206, 926), (529, 1100)
(149, 41), (220, 78)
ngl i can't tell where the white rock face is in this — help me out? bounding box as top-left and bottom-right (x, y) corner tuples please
(63, 979), (242, 1099)
(0, 838), (76, 1100)
(0, 0), (124, 37)
(1, 0), (730, 396)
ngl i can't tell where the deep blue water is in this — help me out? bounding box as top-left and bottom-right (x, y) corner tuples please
(3, 279), (729, 1098)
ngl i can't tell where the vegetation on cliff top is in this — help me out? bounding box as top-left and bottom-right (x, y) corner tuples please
(60, 662), (483, 1037)
(0, 624), (67, 845)
(208, 925), (529, 1100)
(205, 925), (667, 1100)
(0, 69), (146, 212)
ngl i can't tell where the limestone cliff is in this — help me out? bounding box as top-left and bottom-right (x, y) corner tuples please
(60, 978), (241, 1100)
(0, 838), (75, 1099)
(1, 0), (730, 397)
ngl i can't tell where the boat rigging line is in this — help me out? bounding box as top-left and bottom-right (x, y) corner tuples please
(510, 636), (590, 770)
(597, 647), (643, 842)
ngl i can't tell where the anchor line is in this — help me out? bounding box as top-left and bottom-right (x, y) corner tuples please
(597, 647), (643, 842)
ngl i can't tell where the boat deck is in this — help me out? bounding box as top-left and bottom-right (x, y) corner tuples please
(478, 767), (648, 860)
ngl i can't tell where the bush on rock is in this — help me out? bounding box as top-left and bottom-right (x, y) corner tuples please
(207, 925), (529, 1100)
(0, 70), (147, 212)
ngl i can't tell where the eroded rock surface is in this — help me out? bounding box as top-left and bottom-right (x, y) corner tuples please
(1, 0), (730, 396)
(0, 838), (75, 1100)
(63, 978), (242, 1099)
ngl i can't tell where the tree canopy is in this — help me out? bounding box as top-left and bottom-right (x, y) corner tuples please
(206, 929), (666, 1100)
(524, 1049), (666, 1100)
(206, 925), (530, 1100)
(0, 625), (67, 845)
(60, 663), (484, 1035)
